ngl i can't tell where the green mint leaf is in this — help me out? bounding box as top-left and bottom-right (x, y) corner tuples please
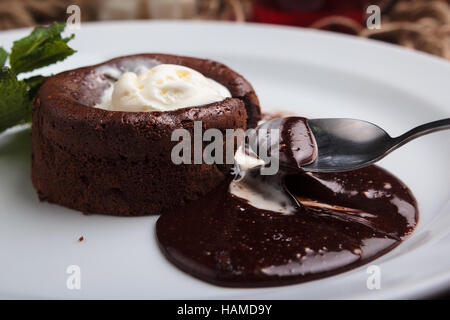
(1, 22), (76, 133)
(13, 40), (76, 75)
(0, 47), (8, 67)
(10, 22), (76, 75)
(10, 22), (65, 61)
(0, 68), (31, 133)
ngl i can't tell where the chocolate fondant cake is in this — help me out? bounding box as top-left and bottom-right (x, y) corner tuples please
(31, 54), (261, 216)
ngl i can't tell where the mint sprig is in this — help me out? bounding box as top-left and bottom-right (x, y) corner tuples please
(0, 68), (30, 133)
(10, 22), (75, 75)
(0, 47), (7, 67)
(0, 22), (76, 134)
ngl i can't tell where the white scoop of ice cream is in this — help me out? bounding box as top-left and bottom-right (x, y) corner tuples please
(96, 64), (231, 112)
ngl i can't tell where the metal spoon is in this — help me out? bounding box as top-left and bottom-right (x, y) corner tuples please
(302, 118), (450, 172)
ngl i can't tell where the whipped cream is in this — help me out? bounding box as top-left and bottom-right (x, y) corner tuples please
(95, 64), (231, 112)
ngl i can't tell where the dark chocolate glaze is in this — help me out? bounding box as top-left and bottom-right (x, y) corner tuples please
(156, 117), (418, 287)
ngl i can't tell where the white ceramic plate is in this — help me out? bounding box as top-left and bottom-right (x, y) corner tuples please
(0, 21), (449, 299)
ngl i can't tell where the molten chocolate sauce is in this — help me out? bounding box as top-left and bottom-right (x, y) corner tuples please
(156, 117), (418, 287)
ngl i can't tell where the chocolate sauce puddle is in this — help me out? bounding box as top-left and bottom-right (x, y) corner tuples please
(156, 117), (418, 287)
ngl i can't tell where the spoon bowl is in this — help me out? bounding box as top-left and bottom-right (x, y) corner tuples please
(303, 118), (450, 172)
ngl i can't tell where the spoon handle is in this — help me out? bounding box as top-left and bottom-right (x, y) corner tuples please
(392, 118), (450, 148)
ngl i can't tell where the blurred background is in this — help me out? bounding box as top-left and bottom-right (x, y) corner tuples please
(0, 0), (449, 59)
